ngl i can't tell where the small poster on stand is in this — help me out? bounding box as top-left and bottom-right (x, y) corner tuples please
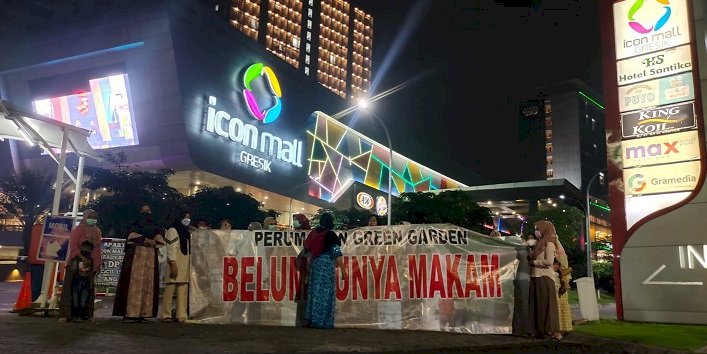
(37, 216), (74, 263)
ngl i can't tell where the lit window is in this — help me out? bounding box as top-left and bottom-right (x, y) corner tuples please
(330, 54), (336, 63)
(306, 43), (311, 53)
(308, 8), (313, 17)
(309, 0), (314, 5)
(293, 37), (299, 47)
(306, 31), (311, 41)
(305, 55), (310, 64)
(305, 67), (310, 75)
(593, 143), (598, 154)
(591, 118), (596, 131)
(307, 20), (312, 29)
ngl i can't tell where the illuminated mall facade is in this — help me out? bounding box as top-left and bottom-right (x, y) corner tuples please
(0, 0), (466, 226)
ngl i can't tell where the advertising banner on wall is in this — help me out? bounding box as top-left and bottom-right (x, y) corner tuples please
(188, 225), (520, 334)
(623, 160), (700, 196)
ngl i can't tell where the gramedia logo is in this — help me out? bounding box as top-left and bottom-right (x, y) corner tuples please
(628, 0), (671, 34)
(242, 63), (282, 124)
(628, 173), (647, 192)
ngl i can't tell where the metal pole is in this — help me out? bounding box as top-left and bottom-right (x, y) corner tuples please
(71, 156), (85, 219)
(373, 115), (393, 226)
(585, 168), (606, 278)
(36, 128), (68, 308)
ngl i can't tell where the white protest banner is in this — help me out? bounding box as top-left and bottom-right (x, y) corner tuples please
(189, 224), (520, 334)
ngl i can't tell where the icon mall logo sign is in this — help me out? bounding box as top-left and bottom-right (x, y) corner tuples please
(242, 63), (282, 124)
(628, 173), (647, 192)
(628, 0), (671, 34)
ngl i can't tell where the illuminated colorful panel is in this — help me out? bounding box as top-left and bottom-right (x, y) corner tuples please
(306, 111), (466, 202)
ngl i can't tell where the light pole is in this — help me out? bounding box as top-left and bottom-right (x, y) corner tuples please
(585, 169), (606, 278)
(336, 99), (393, 226)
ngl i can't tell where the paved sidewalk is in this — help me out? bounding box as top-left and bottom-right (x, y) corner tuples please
(0, 282), (686, 353)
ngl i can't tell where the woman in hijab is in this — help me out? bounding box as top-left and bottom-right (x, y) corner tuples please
(292, 213), (311, 230)
(553, 234), (574, 334)
(59, 209), (102, 322)
(530, 220), (561, 340)
(303, 212), (346, 328)
(161, 211), (192, 323)
(113, 204), (165, 323)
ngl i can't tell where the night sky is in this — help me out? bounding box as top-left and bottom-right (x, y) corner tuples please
(357, 0), (603, 185)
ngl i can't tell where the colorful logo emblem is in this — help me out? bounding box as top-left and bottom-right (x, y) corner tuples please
(628, 173), (647, 192)
(628, 0), (671, 34)
(242, 63), (282, 124)
(356, 192), (374, 210)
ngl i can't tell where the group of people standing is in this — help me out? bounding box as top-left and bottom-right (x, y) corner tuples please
(526, 220), (573, 340)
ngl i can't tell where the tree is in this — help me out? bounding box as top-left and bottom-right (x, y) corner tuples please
(391, 190), (492, 232)
(0, 169), (60, 255)
(185, 186), (265, 229)
(84, 154), (186, 237)
(527, 207), (587, 279)
(311, 207), (374, 229)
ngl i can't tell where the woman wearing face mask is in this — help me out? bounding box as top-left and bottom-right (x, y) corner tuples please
(530, 220), (561, 340)
(263, 216), (277, 231)
(58, 209), (102, 323)
(292, 214), (310, 230)
(161, 211), (192, 323)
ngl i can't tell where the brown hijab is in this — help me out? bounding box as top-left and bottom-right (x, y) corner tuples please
(532, 220), (557, 259)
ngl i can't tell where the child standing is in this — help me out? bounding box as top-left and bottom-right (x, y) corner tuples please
(69, 240), (94, 322)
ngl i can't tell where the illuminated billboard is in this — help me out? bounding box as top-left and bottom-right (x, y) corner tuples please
(306, 111), (466, 202)
(622, 160), (700, 196)
(617, 72), (694, 112)
(620, 101), (696, 138)
(613, 0), (690, 60)
(621, 130), (700, 168)
(32, 74), (139, 149)
(616, 44), (692, 86)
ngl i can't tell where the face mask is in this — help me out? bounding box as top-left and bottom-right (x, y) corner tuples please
(535, 230), (542, 239)
(181, 218), (191, 226)
(268, 225), (277, 230)
(526, 239), (537, 247)
(293, 220), (300, 228)
(85, 218), (97, 226)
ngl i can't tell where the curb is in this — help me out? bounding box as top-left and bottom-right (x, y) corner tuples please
(565, 332), (691, 354)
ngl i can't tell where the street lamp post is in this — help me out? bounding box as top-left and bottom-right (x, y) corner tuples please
(585, 169), (606, 278)
(337, 99), (393, 226)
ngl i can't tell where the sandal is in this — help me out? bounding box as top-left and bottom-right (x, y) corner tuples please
(162, 318), (173, 323)
(176, 318), (186, 323)
(122, 317), (139, 323)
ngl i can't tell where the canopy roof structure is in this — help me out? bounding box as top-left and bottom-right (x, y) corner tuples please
(0, 99), (100, 160)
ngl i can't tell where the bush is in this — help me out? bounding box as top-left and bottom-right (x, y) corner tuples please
(592, 259), (615, 294)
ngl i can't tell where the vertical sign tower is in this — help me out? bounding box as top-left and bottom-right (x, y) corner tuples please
(600, 0), (707, 323)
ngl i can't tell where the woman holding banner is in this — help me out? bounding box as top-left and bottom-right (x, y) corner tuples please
(303, 212), (346, 329)
(58, 209), (102, 323)
(530, 220), (561, 340)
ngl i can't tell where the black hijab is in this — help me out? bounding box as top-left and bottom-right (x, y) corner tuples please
(132, 212), (159, 239)
(173, 219), (191, 255)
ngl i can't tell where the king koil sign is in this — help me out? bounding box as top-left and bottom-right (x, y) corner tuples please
(621, 101), (696, 138)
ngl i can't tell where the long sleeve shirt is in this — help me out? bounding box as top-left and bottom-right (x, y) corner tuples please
(531, 242), (556, 278)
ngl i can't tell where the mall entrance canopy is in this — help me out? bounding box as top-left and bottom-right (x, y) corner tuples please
(0, 99), (101, 308)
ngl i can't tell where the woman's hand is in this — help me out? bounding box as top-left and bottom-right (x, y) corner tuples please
(169, 261), (178, 279)
(144, 239), (156, 247)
